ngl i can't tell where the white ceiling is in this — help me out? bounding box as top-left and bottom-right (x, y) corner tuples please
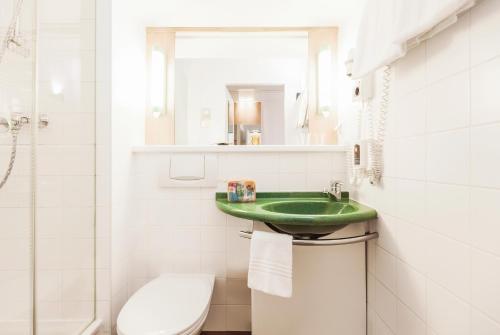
(115, 0), (366, 28)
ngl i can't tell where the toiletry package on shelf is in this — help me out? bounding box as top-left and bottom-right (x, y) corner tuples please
(227, 180), (256, 202)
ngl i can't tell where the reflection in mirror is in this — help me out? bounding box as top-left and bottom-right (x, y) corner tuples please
(146, 28), (338, 145)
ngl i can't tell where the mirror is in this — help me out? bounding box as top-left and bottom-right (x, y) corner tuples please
(146, 28), (338, 145)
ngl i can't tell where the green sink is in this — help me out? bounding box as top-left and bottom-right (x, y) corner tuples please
(216, 192), (377, 239)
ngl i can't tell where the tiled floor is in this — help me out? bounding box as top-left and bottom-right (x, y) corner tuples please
(201, 332), (251, 335)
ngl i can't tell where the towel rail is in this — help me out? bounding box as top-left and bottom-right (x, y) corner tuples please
(239, 231), (379, 246)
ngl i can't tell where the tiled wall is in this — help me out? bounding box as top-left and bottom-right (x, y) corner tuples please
(126, 151), (346, 331)
(351, 1), (500, 334)
(0, 0), (36, 330)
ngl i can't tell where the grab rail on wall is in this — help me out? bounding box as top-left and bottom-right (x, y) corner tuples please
(239, 231), (379, 246)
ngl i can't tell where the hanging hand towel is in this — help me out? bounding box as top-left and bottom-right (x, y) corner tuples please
(248, 231), (293, 298)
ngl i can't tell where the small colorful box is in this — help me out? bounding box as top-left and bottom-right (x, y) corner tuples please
(227, 180), (256, 202)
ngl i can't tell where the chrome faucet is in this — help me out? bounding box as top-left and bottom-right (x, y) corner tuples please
(324, 180), (343, 201)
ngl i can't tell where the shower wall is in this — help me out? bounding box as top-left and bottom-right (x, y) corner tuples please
(0, 0), (36, 334)
(0, 0), (105, 334)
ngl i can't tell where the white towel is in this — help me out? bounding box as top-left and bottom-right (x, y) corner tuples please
(248, 231), (293, 298)
(352, 0), (477, 79)
(393, 0), (476, 46)
(351, 0), (405, 79)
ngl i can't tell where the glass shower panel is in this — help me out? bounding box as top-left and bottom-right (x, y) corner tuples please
(36, 0), (96, 334)
(0, 0), (36, 334)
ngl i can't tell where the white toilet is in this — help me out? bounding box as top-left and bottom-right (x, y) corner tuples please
(117, 274), (215, 335)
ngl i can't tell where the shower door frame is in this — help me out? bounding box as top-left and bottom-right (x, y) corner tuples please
(29, 0), (99, 333)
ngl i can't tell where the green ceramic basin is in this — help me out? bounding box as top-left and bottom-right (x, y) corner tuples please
(216, 192), (377, 239)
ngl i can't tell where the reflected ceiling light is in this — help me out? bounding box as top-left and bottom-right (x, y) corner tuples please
(51, 80), (63, 95)
(317, 47), (332, 117)
(200, 108), (211, 128)
(238, 89), (255, 103)
(150, 46), (166, 118)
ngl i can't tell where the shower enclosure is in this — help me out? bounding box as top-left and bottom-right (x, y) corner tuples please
(0, 0), (98, 334)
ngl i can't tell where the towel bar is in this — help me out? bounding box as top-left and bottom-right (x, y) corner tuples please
(239, 231), (379, 246)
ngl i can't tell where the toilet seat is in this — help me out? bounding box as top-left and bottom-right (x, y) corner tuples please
(117, 274), (215, 335)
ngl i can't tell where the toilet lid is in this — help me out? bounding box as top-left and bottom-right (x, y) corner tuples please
(117, 274), (215, 335)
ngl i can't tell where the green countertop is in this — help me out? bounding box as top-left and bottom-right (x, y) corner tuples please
(215, 192), (377, 226)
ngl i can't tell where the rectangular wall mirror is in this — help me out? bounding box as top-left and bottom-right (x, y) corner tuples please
(145, 28), (338, 146)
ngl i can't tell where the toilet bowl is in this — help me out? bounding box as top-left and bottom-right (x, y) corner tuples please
(117, 274), (215, 335)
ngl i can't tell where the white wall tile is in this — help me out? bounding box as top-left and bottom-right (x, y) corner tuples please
(396, 221), (429, 273)
(426, 129), (469, 185)
(0, 208), (31, 239)
(383, 140), (397, 178)
(62, 269), (94, 301)
(426, 13), (470, 84)
(279, 173), (307, 191)
(470, 308), (500, 335)
(172, 199), (202, 226)
(374, 215), (399, 256)
(395, 90), (427, 138)
(471, 124), (500, 188)
(375, 279), (398, 332)
(395, 180), (426, 226)
(201, 253), (226, 278)
(170, 252), (201, 273)
(373, 312), (396, 335)
(0, 271), (31, 304)
(396, 301), (426, 335)
(226, 305), (252, 331)
(170, 227), (201, 252)
(427, 281), (470, 335)
(201, 227), (226, 253)
(427, 71), (470, 133)
(307, 153), (334, 174)
(226, 278), (251, 305)
(203, 305), (226, 331)
(471, 56), (500, 125)
(201, 199), (227, 226)
(278, 153), (307, 173)
(394, 43), (427, 96)
(470, 0), (500, 66)
(375, 246), (397, 293)
(396, 260), (426, 321)
(425, 183), (469, 242)
(426, 232), (470, 301)
(63, 176), (95, 207)
(470, 249), (500, 323)
(395, 136), (426, 180)
(469, 187), (500, 257)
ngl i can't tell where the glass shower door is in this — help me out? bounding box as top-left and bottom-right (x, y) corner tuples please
(35, 0), (97, 333)
(0, 0), (97, 334)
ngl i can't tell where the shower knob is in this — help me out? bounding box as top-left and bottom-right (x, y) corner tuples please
(10, 113), (30, 127)
(0, 116), (10, 133)
(39, 114), (49, 128)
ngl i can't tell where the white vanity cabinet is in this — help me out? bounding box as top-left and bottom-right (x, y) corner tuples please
(251, 222), (367, 335)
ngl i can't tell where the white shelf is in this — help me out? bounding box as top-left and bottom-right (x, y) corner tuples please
(131, 145), (348, 153)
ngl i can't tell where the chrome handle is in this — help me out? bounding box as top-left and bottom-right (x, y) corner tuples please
(39, 114), (49, 128)
(0, 116), (10, 133)
(0, 114), (48, 132)
(239, 231), (378, 246)
(330, 180), (344, 187)
(11, 113), (30, 126)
